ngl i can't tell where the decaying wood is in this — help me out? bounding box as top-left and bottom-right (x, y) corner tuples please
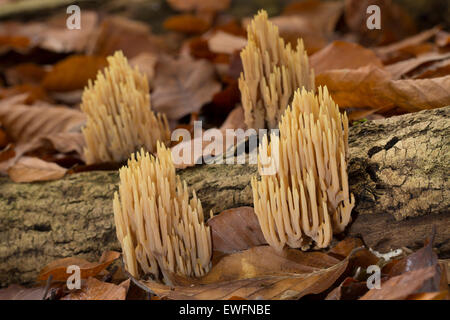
(0, 106), (448, 287)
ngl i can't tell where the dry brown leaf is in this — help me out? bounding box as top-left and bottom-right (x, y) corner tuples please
(208, 31), (247, 55)
(152, 55), (221, 120)
(436, 31), (450, 48)
(409, 58), (450, 80)
(374, 26), (441, 64)
(61, 277), (128, 300)
(139, 245), (349, 300)
(7, 156), (67, 183)
(386, 52), (450, 79)
(4, 63), (48, 86)
(345, 0), (416, 46)
(40, 132), (86, 159)
(163, 14), (210, 34)
(219, 106), (245, 132)
(316, 65), (450, 112)
(167, 0), (231, 13)
(0, 11), (97, 54)
(42, 55), (107, 92)
(38, 251), (120, 282)
(360, 266), (441, 300)
(0, 84), (51, 104)
(0, 95), (86, 145)
(87, 16), (166, 59)
(207, 207), (266, 254)
(0, 284), (47, 300)
(310, 41), (383, 75)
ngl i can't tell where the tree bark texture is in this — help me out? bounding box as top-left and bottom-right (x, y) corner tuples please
(0, 106), (448, 287)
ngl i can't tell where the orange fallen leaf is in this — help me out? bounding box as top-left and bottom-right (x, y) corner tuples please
(0, 84), (51, 104)
(310, 41), (383, 75)
(386, 52), (450, 79)
(42, 55), (107, 92)
(316, 65), (450, 112)
(7, 156), (67, 183)
(61, 277), (128, 300)
(164, 14), (210, 35)
(38, 251), (120, 282)
(139, 245), (349, 300)
(4, 63), (47, 86)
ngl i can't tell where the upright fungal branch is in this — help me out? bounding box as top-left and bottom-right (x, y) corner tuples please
(239, 10), (315, 130)
(113, 143), (212, 282)
(252, 87), (355, 252)
(81, 51), (170, 165)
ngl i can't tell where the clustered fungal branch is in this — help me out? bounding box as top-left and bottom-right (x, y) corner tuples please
(239, 10), (315, 130)
(81, 51), (170, 165)
(252, 87), (355, 252)
(113, 143), (212, 283)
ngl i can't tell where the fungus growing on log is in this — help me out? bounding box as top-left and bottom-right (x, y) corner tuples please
(113, 143), (212, 283)
(252, 87), (355, 251)
(81, 51), (170, 165)
(239, 10), (315, 130)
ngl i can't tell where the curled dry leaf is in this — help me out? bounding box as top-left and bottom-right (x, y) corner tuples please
(310, 41), (383, 75)
(38, 251), (120, 282)
(316, 65), (450, 112)
(374, 26), (441, 64)
(61, 277), (128, 300)
(42, 55), (107, 92)
(7, 156), (67, 183)
(207, 207), (266, 254)
(139, 245), (349, 300)
(386, 52), (450, 80)
(152, 55), (221, 120)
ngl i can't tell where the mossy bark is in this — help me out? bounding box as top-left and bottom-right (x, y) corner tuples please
(0, 106), (449, 287)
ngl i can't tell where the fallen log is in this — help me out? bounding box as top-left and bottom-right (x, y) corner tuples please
(0, 106), (449, 287)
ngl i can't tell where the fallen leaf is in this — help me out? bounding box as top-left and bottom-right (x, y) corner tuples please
(207, 207), (266, 254)
(316, 65), (450, 112)
(164, 14), (210, 34)
(208, 31), (247, 55)
(38, 251), (121, 282)
(0, 84), (51, 104)
(325, 277), (368, 300)
(0, 95), (86, 145)
(435, 30), (450, 48)
(166, 0), (231, 13)
(407, 291), (449, 300)
(4, 63), (48, 86)
(152, 55), (221, 120)
(410, 58), (450, 79)
(39, 132), (86, 159)
(219, 106), (245, 131)
(61, 277), (128, 300)
(0, 11), (98, 54)
(360, 265), (441, 300)
(310, 41), (383, 75)
(386, 52), (450, 79)
(374, 26), (441, 64)
(139, 245), (349, 300)
(42, 55), (107, 92)
(0, 284), (47, 300)
(87, 16), (167, 59)
(7, 156), (67, 182)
